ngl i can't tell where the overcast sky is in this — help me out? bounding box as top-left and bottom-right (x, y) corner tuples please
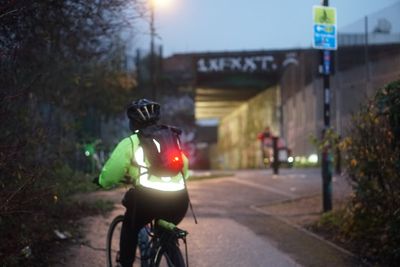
(131, 0), (400, 56)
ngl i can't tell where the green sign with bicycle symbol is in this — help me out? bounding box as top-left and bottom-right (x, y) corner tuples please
(312, 5), (337, 50)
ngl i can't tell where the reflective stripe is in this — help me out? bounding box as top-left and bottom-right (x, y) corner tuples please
(143, 106), (151, 119)
(139, 173), (185, 191)
(152, 139), (161, 152)
(136, 108), (146, 120)
(135, 146), (145, 166)
(134, 145), (184, 191)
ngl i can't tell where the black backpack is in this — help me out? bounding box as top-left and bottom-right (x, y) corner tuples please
(136, 124), (184, 177)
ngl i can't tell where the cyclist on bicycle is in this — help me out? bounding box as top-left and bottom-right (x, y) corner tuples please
(257, 126), (273, 167)
(97, 99), (189, 267)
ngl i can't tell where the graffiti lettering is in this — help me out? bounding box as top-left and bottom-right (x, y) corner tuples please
(243, 57), (257, 72)
(208, 58), (221, 71)
(197, 55), (278, 73)
(230, 57), (242, 71)
(197, 58), (208, 72)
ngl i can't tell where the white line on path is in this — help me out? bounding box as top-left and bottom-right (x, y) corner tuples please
(228, 177), (297, 199)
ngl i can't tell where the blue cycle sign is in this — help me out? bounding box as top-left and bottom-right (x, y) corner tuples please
(313, 6), (337, 50)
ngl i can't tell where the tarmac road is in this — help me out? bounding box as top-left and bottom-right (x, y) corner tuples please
(181, 168), (358, 267)
(55, 168), (360, 267)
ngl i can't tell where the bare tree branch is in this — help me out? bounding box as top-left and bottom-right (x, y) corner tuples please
(0, 8), (18, 19)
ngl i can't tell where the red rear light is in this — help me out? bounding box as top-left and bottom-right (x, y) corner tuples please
(165, 150), (183, 172)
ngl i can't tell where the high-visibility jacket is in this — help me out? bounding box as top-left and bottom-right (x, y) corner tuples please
(99, 134), (189, 191)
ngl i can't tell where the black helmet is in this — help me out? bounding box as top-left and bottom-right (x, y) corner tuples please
(127, 99), (160, 130)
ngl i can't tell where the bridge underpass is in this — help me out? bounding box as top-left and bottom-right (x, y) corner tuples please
(195, 87), (265, 120)
(188, 50), (299, 122)
(162, 44), (400, 169)
(162, 49), (300, 168)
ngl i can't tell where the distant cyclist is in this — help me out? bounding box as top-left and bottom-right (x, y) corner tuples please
(96, 99), (189, 267)
(257, 126), (273, 167)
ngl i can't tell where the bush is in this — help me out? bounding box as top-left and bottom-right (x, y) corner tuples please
(340, 80), (400, 265)
(0, 1), (142, 265)
(52, 164), (99, 197)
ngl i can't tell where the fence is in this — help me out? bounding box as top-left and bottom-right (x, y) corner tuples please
(333, 1), (400, 135)
(338, 2), (400, 47)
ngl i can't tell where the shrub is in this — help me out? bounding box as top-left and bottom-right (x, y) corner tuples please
(340, 80), (400, 264)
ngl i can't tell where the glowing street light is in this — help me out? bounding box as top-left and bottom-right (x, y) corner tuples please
(149, 0), (173, 100)
(153, 0), (173, 9)
(149, 0), (156, 100)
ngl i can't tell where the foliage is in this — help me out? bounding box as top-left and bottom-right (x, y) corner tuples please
(0, 1), (145, 265)
(292, 161), (319, 168)
(316, 208), (349, 235)
(338, 80), (400, 265)
(310, 128), (341, 167)
(310, 128), (341, 152)
(52, 165), (99, 198)
(1, 0), (142, 120)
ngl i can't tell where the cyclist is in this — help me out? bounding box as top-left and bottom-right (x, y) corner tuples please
(257, 126), (273, 167)
(96, 99), (189, 267)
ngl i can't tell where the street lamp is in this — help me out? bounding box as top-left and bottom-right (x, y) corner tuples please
(149, 0), (173, 100)
(149, 0), (156, 100)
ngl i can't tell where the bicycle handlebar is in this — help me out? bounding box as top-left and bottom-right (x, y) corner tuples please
(156, 219), (188, 238)
(157, 219), (176, 231)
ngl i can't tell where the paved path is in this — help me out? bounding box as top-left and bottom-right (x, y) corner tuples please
(180, 217), (300, 267)
(54, 169), (360, 267)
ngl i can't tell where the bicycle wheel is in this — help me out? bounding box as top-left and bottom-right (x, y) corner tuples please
(106, 215), (124, 267)
(154, 243), (186, 267)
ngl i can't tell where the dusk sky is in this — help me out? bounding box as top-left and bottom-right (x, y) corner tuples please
(131, 0), (400, 56)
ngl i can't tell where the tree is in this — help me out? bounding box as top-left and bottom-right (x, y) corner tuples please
(0, 1), (147, 265)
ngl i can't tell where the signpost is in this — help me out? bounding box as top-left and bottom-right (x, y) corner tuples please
(313, 5), (337, 50)
(313, 1), (337, 212)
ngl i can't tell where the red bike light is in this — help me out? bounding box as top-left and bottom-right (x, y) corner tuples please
(166, 150), (183, 172)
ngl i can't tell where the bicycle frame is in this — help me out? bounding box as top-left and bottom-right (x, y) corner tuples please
(138, 219), (188, 267)
(106, 216), (188, 267)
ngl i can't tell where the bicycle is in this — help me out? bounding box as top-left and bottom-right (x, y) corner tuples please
(106, 214), (189, 267)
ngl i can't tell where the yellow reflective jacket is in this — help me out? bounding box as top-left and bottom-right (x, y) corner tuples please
(99, 134), (189, 191)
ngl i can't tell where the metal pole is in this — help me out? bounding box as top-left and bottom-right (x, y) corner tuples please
(321, 0), (332, 212)
(364, 16), (370, 82)
(150, 0), (156, 100)
(272, 136), (279, 175)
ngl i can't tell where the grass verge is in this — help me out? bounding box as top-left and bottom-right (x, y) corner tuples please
(0, 168), (113, 267)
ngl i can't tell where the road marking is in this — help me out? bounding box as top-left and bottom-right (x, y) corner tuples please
(228, 178), (297, 198)
(286, 174), (307, 179)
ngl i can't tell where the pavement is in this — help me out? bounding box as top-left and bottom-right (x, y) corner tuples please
(249, 195), (360, 267)
(54, 168), (364, 267)
(189, 169), (363, 267)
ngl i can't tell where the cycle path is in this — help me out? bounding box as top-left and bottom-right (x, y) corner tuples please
(180, 216), (300, 267)
(53, 203), (299, 267)
(185, 169), (361, 267)
(54, 169), (361, 266)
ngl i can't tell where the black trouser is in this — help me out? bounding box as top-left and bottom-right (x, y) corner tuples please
(119, 186), (189, 267)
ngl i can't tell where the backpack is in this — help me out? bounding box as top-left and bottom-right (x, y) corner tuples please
(136, 124), (184, 177)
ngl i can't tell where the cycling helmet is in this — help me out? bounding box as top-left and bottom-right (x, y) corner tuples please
(127, 98), (160, 130)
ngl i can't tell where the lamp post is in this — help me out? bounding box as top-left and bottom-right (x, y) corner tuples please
(149, 0), (156, 100)
(148, 0), (173, 100)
